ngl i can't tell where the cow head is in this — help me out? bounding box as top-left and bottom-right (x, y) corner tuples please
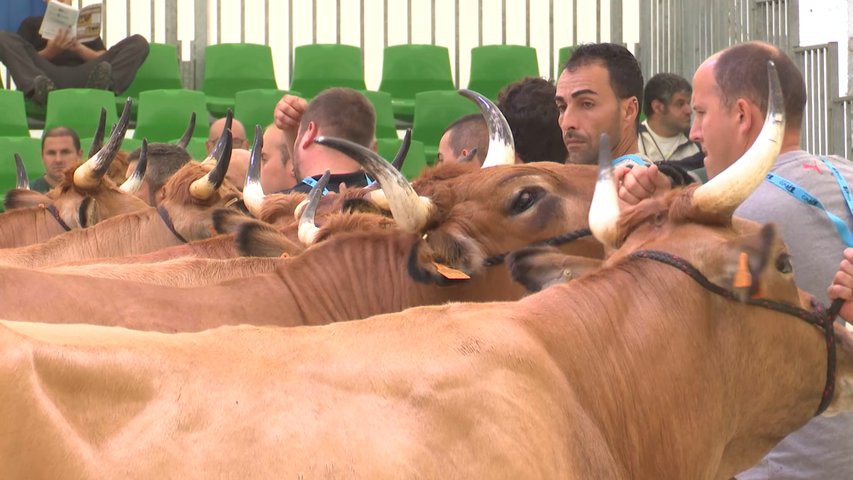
(157, 129), (243, 240)
(3, 101), (150, 229)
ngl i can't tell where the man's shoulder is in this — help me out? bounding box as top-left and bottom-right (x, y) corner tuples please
(29, 176), (51, 193)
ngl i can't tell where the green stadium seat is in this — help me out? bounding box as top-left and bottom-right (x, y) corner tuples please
(115, 42), (183, 118)
(376, 137), (427, 180)
(378, 44), (455, 123)
(467, 45), (539, 100)
(202, 43), (278, 117)
(0, 136), (44, 199)
(175, 137), (209, 160)
(234, 89), (297, 143)
(289, 44), (366, 99)
(0, 90), (32, 137)
(411, 90), (479, 165)
(133, 89), (209, 143)
(44, 89), (119, 139)
(556, 45), (577, 78)
(359, 90), (398, 140)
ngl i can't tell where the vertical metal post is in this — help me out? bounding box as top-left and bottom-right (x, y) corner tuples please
(240, 0), (245, 43)
(407, 0), (412, 44)
(264, 0), (269, 46)
(336, 0), (341, 44)
(827, 42), (843, 155)
(525, 0), (530, 47)
(595, 0), (601, 43)
(549, 0), (554, 80)
(165, 0), (178, 46)
(572, 0), (578, 46)
(501, 0), (506, 45)
(478, 0), (483, 46)
(610, 0), (623, 45)
(455, 0), (460, 87)
(193, 0), (208, 90)
(432, 0), (436, 45)
(384, 0), (389, 48)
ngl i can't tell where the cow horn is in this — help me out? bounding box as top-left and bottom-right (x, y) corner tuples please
(14, 154), (29, 190)
(86, 107), (107, 158)
(243, 125), (266, 217)
(177, 112), (196, 149)
(391, 128), (412, 172)
(120, 139), (148, 193)
(201, 108), (233, 165)
(190, 129), (232, 200)
(588, 133), (621, 247)
(314, 136), (433, 233)
(298, 170), (330, 245)
(458, 89), (515, 167)
(693, 61), (785, 216)
(73, 98), (131, 189)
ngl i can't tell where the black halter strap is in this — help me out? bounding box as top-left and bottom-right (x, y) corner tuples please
(482, 228), (593, 267)
(630, 249), (838, 417)
(157, 206), (188, 243)
(44, 204), (72, 231)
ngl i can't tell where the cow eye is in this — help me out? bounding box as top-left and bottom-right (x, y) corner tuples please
(775, 253), (793, 274)
(508, 187), (544, 215)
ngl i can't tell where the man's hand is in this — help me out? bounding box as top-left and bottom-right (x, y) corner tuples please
(828, 248), (853, 322)
(40, 28), (75, 59)
(274, 95), (307, 158)
(615, 163), (672, 208)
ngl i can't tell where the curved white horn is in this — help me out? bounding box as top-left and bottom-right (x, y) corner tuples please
(120, 139), (148, 193)
(458, 89), (515, 168)
(588, 133), (621, 247)
(73, 98), (132, 189)
(243, 125), (266, 217)
(190, 130), (232, 200)
(693, 61), (785, 216)
(298, 170), (330, 245)
(314, 136), (433, 233)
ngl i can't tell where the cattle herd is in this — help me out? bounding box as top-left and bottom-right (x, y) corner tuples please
(0, 84), (850, 479)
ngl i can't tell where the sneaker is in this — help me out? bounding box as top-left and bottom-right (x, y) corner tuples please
(86, 62), (113, 91)
(31, 75), (55, 106)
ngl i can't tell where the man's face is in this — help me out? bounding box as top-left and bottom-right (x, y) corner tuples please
(555, 62), (624, 164)
(660, 90), (693, 133)
(42, 135), (81, 185)
(689, 61), (745, 179)
(261, 127), (297, 193)
(436, 130), (455, 164)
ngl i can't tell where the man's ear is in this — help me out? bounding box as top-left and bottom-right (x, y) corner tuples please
(734, 98), (757, 134)
(651, 98), (665, 115)
(624, 96), (639, 125)
(370, 138), (378, 153)
(299, 121), (318, 150)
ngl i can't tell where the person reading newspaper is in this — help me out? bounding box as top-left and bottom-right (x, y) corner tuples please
(0, 0), (149, 105)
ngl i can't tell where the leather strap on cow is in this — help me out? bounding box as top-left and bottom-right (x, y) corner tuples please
(630, 249), (838, 417)
(43, 204), (72, 232)
(157, 206), (188, 243)
(482, 228), (593, 267)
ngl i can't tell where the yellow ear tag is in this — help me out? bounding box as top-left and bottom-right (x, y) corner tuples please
(733, 251), (752, 290)
(432, 262), (471, 280)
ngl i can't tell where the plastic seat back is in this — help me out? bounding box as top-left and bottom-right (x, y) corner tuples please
(467, 45), (539, 100)
(411, 90), (479, 165)
(359, 90), (398, 140)
(44, 89), (119, 139)
(0, 90), (31, 137)
(378, 44), (454, 121)
(134, 89), (209, 143)
(202, 43), (278, 116)
(289, 44), (366, 99)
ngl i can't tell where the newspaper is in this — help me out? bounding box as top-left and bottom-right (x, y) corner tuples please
(39, 2), (102, 43)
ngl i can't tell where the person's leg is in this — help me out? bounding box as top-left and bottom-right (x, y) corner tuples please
(97, 35), (150, 93)
(0, 31), (55, 93)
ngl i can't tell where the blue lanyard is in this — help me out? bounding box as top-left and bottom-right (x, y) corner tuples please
(302, 174), (374, 195)
(765, 157), (853, 247)
(301, 176), (330, 195)
(611, 154), (649, 167)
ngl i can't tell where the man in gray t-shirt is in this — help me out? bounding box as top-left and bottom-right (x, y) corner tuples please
(616, 41), (853, 480)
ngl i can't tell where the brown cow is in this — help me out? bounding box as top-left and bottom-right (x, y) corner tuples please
(0, 131), (239, 268)
(1, 114), (851, 478)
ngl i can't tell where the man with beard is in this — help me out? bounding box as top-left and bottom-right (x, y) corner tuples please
(555, 42), (647, 169)
(638, 73), (704, 169)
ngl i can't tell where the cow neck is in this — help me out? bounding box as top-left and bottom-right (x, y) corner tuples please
(482, 228), (592, 267)
(43, 204), (72, 231)
(157, 206), (188, 243)
(630, 249), (838, 416)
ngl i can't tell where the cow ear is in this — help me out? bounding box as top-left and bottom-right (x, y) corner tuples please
(3, 189), (53, 210)
(78, 196), (102, 228)
(715, 223), (777, 302)
(407, 229), (484, 285)
(508, 245), (603, 293)
(235, 218), (303, 258)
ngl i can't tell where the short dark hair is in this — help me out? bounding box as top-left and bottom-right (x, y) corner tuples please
(300, 88), (375, 148)
(128, 143), (191, 192)
(444, 114), (488, 161)
(564, 43), (644, 130)
(498, 77), (567, 163)
(643, 73), (692, 118)
(42, 126), (81, 152)
(714, 41), (806, 128)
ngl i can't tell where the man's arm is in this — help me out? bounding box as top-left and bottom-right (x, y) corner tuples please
(274, 95), (308, 160)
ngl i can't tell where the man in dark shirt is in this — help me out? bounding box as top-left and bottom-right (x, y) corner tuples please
(29, 126), (83, 193)
(273, 87), (376, 194)
(0, 0), (149, 105)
